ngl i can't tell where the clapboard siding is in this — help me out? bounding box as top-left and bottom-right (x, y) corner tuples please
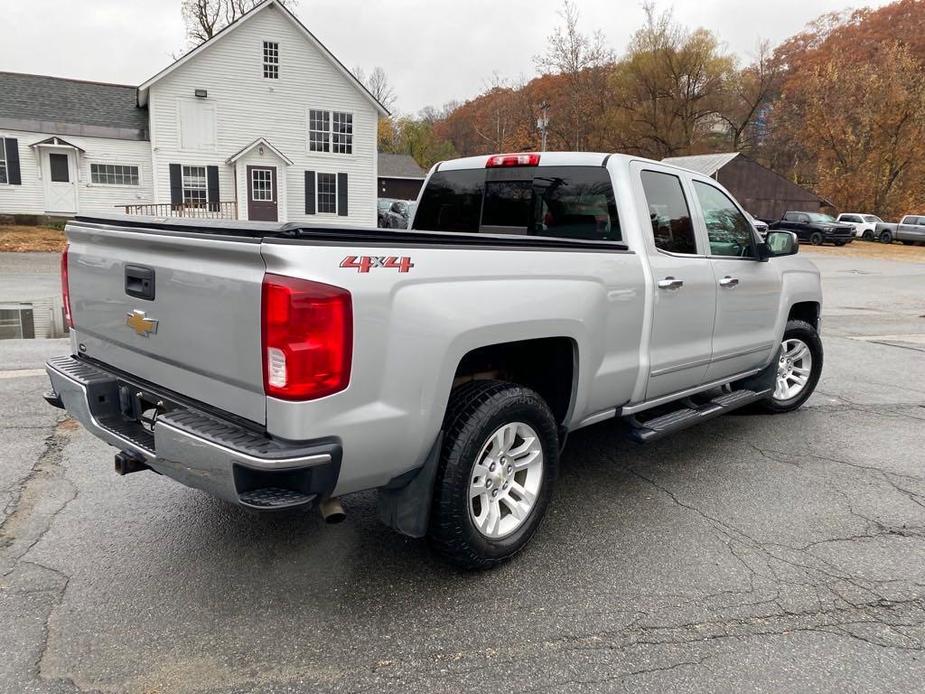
(0, 128), (153, 216)
(149, 4), (378, 226)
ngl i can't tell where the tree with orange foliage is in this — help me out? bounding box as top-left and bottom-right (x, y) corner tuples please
(766, 0), (925, 217)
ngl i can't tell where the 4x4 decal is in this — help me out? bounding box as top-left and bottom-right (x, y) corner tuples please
(340, 256), (414, 273)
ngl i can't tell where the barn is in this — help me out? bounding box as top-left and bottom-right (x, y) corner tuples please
(662, 152), (832, 221)
(377, 153), (425, 200)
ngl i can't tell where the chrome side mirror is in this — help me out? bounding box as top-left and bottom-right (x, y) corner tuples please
(764, 230), (799, 257)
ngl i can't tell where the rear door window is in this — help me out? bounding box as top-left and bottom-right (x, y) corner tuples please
(640, 170), (697, 255)
(413, 166), (622, 242)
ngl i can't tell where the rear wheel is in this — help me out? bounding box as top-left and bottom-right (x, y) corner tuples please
(809, 232), (824, 246)
(757, 320), (823, 414)
(880, 230), (893, 244)
(902, 240), (915, 246)
(429, 380), (559, 570)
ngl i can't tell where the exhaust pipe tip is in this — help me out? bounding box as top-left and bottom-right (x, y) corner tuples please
(319, 496), (346, 524)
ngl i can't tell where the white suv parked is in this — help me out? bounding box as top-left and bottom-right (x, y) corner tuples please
(836, 213), (883, 241)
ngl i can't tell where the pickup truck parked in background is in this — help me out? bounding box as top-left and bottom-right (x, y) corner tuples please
(875, 215), (925, 245)
(45, 152), (823, 569)
(836, 213), (883, 241)
(769, 211), (854, 246)
(746, 212), (769, 238)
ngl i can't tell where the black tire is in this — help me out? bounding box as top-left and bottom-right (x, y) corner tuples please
(809, 232), (824, 246)
(880, 230), (893, 244)
(862, 230), (874, 241)
(902, 240), (914, 246)
(757, 319), (823, 414)
(834, 241), (846, 247)
(429, 380), (559, 570)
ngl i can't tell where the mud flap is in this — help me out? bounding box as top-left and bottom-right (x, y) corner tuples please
(376, 433), (442, 538)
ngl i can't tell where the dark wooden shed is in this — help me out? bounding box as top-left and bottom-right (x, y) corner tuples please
(378, 153), (426, 200)
(662, 152), (831, 221)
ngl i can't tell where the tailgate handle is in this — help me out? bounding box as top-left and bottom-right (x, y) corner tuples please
(125, 265), (155, 301)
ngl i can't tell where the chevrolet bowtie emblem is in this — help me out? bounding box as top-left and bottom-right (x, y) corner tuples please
(126, 309), (158, 337)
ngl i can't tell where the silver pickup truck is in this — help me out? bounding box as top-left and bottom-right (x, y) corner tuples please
(45, 152), (823, 568)
(875, 215), (925, 245)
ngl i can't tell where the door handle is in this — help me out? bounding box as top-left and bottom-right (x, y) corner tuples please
(719, 276), (739, 288)
(657, 276), (684, 290)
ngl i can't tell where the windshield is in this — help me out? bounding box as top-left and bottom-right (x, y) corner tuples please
(863, 215), (882, 223)
(807, 213), (836, 223)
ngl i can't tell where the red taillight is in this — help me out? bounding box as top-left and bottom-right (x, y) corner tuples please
(61, 244), (73, 328)
(261, 274), (353, 401)
(486, 153), (541, 168)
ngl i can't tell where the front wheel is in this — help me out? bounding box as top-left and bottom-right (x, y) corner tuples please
(862, 230), (874, 241)
(880, 230), (893, 244)
(757, 320), (823, 414)
(429, 380), (559, 570)
(809, 232), (824, 246)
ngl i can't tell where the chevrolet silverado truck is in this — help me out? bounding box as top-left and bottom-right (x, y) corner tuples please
(45, 152), (823, 569)
(769, 211), (854, 246)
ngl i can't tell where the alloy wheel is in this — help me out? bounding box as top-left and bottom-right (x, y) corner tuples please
(774, 338), (813, 401)
(468, 422), (544, 539)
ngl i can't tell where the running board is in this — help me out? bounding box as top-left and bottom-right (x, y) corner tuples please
(625, 388), (771, 444)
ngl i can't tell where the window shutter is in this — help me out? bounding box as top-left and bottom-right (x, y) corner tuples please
(169, 164), (182, 206)
(304, 171), (316, 215)
(5, 138), (21, 185)
(206, 165), (219, 211)
(337, 172), (348, 217)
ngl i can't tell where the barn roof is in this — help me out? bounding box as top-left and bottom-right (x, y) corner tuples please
(378, 153), (425, 179)
(662, 152), (740, 176)
(0, 72), (148, 140)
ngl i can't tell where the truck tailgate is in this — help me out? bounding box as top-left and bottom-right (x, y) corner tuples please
(66, 221), (267, 425)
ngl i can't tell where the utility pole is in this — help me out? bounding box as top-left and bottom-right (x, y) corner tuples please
(537, 101), (549, 152)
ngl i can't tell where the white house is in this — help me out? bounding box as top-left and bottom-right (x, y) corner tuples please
(0, 0), (388, 226)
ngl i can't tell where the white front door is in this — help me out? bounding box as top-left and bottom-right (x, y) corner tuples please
(42, 151), (78, 214)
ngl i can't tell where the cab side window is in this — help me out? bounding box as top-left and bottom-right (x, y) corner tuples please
(640, 171), (697, 254)
(692, 181), (757, 258)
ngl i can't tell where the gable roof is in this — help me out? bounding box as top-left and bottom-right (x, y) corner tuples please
(226, 137), (293, 165)
(378, 153), (425, 179)
(662, 152), (740, 177)
(137, 0), (389, 116)
(0, 72), (148, 141)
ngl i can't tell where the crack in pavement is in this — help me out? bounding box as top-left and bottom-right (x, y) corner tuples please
(0, 418), (80, 692)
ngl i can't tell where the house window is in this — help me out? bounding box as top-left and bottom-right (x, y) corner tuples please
(333, 112), (353, 154)
(263, 41), (279, 79)
(90, 163), (139, 186)
(182, 165), (207, 207)
(317, 173), (337, 213)
(0, 143), (6, 184)
(308, 110), (353, 154)
(309, 110), (330, 152)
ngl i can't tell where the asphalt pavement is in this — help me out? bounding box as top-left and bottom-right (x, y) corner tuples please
(1, 248), (924, 693)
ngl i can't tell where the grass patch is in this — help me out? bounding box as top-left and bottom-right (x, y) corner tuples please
(801, 240), (925, 263)
(0, 225), (67, 253)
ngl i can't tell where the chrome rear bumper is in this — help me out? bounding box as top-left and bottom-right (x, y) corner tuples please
(45, 355), (341, 509)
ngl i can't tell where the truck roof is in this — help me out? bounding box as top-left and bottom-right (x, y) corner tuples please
(436, 151), (671, 172)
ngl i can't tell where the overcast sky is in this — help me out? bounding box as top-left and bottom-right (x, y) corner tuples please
(2, 0), (893, 114)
